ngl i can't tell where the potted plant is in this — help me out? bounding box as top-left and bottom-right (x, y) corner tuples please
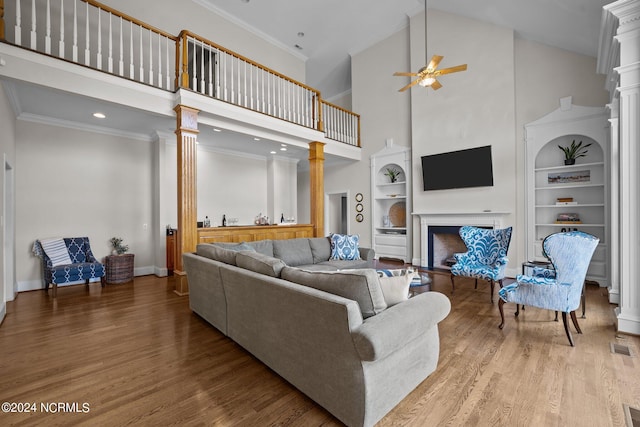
(109, 237), (129, 255)
(384, 167), (402, 183)
(558, 139), (591, 165)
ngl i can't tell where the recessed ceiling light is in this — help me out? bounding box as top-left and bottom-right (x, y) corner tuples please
(253, 137), (261, 141)
(270, 151), (276, 154)
(213, 128), (222, 132)
(93, 112), (106, 119)
(281, 143), (287, 147)
(280, 147), (287, 151)
(297, 32), (305, 38)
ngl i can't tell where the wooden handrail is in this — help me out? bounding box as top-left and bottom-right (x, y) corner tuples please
(81, 0), (177, 40)
(320, 99), (361, 118)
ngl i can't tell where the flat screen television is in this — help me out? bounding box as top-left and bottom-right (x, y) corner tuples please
(421, 145), (494, 191)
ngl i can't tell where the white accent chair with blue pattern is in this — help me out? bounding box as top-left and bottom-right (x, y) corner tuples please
(449, 225), (513, 303)
(498, 231), (599, 346)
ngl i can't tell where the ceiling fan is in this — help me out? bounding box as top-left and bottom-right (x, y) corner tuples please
(394, 1), (467, 92)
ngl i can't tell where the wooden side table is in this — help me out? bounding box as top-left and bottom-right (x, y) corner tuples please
(103, 254), (135, 284)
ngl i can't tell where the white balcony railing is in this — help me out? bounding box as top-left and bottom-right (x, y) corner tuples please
(0, 0), (360, 147)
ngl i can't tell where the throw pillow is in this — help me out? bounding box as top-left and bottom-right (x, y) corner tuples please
(376, 269), (418, 306)
(329, 233), (361, 261)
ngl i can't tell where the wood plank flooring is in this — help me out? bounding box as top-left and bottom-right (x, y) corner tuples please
(0, 272), (638, 426)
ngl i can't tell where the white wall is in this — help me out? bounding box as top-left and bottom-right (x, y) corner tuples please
(344, 8), (608, 270)
(15, 121), (154, 290)
(0, 84), (17, 318)
(197, 148), (268, 226)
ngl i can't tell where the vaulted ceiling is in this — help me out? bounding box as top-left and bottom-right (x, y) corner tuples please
(196, 0), (612, 99)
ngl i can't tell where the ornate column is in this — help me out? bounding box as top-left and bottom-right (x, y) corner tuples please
(606, 0), (640, 334)
(606, 99), (620, 304)
(308, 141), (325, 237)
(174, 105), (199, 295)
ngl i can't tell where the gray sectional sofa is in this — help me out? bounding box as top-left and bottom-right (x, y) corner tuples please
(183, 237), (451, 427)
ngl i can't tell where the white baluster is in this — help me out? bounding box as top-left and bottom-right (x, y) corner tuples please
(96, 8), (102, 69)
(207, 48), (213, 96)
(58, 0), (64, 58)
(139, 25), (143, 82)
(165, 37), (171, 90)
(199, 41), (204, 93)
(108, 13), (113, 73)
(129, 21), (134, 79)
(118, 17), (124, 76)
(45, 0), (51, 54)
(191, 40), (197, 90)
(72, 0), (77, 62)
(148, 29), (153, 86)
(15, 0), (22, 46)
(84, 1), (90, 66)
(30, 0), (35, 49)
(157, 32), (162, 89)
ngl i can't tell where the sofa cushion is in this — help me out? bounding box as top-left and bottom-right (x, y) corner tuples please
(236, 251), (286, 278)
(272, 238), (314, 267)
(376, 269), (418, 306)
(329, 234), (361, 261)
(197, 244), (238, 265)
(246, 239), (274, 257)
(308, 237), (331, 264)
(316, 259), (371, 270)
(281, 267), (387, 318)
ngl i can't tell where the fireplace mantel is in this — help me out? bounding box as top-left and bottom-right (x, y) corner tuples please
(412, 211), (511, 267)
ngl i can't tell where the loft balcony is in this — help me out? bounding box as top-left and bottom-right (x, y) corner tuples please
(0, 0), (361, 161)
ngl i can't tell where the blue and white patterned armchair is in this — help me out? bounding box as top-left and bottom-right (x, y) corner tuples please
(498, 231), (599, 346)
(450, 226), (512, 303)
(33, 237), (105, 298)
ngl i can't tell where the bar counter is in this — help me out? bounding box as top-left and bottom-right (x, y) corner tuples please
(197, 223), (314, 244)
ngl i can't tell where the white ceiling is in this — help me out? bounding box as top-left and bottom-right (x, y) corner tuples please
(198, 0), (613, 98)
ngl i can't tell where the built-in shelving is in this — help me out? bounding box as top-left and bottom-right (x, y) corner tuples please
(370, 141), (411, 262)
(524, 100), (609, 287)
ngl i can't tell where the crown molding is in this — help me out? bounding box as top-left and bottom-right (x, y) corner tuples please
(191, 0), (308, 62)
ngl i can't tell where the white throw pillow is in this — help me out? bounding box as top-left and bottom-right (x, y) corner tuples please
(377, 269), (418, 306)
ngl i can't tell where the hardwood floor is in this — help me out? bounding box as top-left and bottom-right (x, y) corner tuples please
(0, 273), (638, 426)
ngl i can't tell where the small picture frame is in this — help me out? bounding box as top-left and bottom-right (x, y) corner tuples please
(356, 203), (363, 212)
(355, 213), (364, 223)
(355, 193), (363, 202)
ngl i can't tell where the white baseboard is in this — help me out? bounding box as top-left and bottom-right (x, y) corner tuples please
(0, 303), (6, 325)
(616, 307), (640, 335)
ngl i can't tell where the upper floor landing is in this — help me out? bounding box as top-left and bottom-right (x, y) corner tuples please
(0, 0), (361, 163)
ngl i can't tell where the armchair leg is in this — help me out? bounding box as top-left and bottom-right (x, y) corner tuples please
(498, 298), (505, 329)
(52, 283), (57, 298)
(570, 311), (582, 334)
(561, 312), (575, 347)
(490, 280), (495, 304)
(450, 274), (455, 295)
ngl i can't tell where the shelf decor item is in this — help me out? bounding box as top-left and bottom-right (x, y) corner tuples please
(384, 167), (401, 183)
(548, 170), (590, 184)
(558, 139), (591, 165)
(109, 237), (129, 255)
(555, 213), (582, 224)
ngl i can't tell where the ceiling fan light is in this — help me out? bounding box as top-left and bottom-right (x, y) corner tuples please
(419, 76), (436, 87)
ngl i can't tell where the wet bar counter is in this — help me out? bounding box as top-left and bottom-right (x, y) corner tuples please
(198, 224), (314, 244)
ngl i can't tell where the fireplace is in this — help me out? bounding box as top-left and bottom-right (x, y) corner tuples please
(428, 226), (464, 269)
(413, 211), (510, 268)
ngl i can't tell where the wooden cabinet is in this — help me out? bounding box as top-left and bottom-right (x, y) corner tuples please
(370, 141), (411, 262)
(197, 224), (314, 244)
(166, 230), (176, 275)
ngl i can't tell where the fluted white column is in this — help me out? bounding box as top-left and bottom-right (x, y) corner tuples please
(605, 0), (640, 335)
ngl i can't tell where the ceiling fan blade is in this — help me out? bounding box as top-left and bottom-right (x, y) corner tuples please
(398, 79), (421, 92)
(426, 55), (444, 72)
(434, 64), (468, 76)
(431, 79), (443, 90)
(393, 72), (418, 77)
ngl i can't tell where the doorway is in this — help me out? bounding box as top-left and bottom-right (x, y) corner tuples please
(4, 159), (16, 302)
(325, 191), (349, 236)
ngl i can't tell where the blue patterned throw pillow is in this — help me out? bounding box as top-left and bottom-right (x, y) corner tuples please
(329, 233), (361, 261)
